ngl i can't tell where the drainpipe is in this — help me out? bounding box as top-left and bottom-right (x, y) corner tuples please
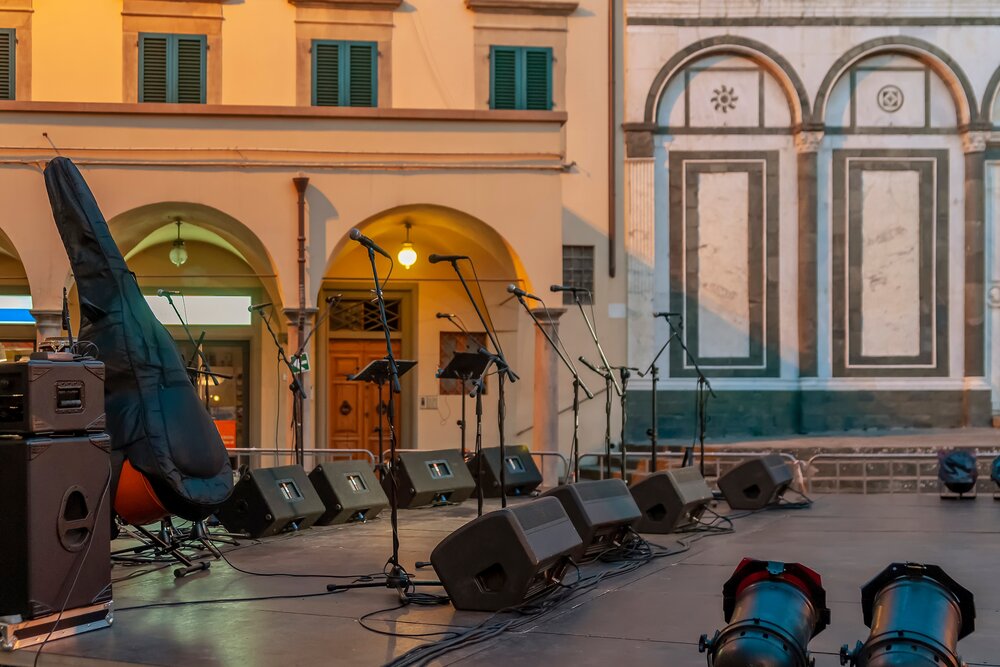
(607, 0), (617, 278)
(293, 176), (309, 344)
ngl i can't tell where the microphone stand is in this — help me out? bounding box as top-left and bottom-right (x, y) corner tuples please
(664, 317), (716, 475)
(638, 324), (679, 475)
(512, 294), (593, 484)
(438, 314), (477, 459)
(437, 258), (518, 508)
(614, 366), (638, 481)
(573, 290), (621, 480)
(255, 306), (307, 467)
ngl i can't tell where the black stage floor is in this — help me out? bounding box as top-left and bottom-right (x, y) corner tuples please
(3, 494), (999, 667)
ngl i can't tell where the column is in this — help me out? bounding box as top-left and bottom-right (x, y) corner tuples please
(795, 130), (823, 378)
(31, 310), (63, 345)
(531, 306), (565, 486)
(962, 131), (988, 379)
(284, 307), (319, 456)
(624, 124), (656, 370)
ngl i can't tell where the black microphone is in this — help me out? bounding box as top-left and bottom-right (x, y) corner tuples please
(435, 312), (455, 319)
(157, 289), (181, 297)
(550, 284), (588, 293)
(325, 293), (343, 305)
(653, 312), (681, 318)
(349, 228), (391, 260)
(507, 284), (541, 301)
(248, 302), (272, 312)
(427, 254), (470, 264)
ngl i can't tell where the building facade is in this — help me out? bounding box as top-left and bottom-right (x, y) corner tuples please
(0, 0), (625, 476)
(624, 0), (1000, 437)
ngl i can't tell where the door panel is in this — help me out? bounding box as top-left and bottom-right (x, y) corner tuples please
(328, 339), (402, 460)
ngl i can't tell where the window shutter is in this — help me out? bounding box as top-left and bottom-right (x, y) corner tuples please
(491, 47), (518, 110)
(0, 30), (12, 101)
(524, 48), (552, 110)
(313, 41), (340, 106)
(175, 36), (205, 104)
(139, 35), (169, 103)
(347, 43), (376, 107)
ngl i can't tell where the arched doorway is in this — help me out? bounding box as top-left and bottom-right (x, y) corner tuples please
(0, 228), (35, 360)
(318, 205), (530, 460)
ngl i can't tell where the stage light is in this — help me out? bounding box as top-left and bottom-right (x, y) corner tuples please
(840, 562), (975, 667)
(700, 558), (830, 667)
(397, 221), (417, 269)
(169, 219), (188, 267)
(938, 449), (977, 497)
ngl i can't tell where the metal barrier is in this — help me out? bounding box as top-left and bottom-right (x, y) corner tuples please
(577, 450), (800, 480)
(228, 447), (377, 470)
(804, 451), (1000, 495)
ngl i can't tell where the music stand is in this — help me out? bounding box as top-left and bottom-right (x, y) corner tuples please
(349, 358), (417, 479)
(437, 352), (492, 458)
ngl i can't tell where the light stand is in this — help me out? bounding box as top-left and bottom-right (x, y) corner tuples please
(254, 305), (307, 467)
(431, 255), (518, 508)
(663, 316), (715, 475)
(637, 319), (679, 475)
(510, 290), (594, 484)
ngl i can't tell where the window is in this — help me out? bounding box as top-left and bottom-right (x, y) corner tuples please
(490, 46), (552, 110)
(312, 40), (377, 107)
(330, 299), (401, 332)
(0, 29), (13, 101)
(561, 245), (594, 304)
(139, 33), (206, 104)
(144, 295), (252, 326)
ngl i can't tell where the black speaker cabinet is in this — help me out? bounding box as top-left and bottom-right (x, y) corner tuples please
(216, 465), (325, 538)
(0, 355), (106, 436)
(0, 434), (112, 620)
(431, 496), (582, 611)
(718, 455), (793, 510)
(309, 460), (389, 525)
(384, 449), (475, 508)
(630, 466), (713, 534)
(540, 479), (640, 560)
(468, 445), (543, 498)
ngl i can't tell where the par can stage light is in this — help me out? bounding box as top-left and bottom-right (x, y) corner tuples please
(840, 562), (975, 667)
(699, 558), (830, 667)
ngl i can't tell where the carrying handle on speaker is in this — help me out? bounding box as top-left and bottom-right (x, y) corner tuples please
(57, 485), (95, 552)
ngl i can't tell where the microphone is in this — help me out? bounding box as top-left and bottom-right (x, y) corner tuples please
(157, 289), (181, 297)
(248, 302), (272, 312)
(325, 293), (343, 305)
(507, 284), (541, 301)
(653, 312), (681, 318)
(427, 254), (470, 264)
(435, 312), (455, 319)
(349, 228), (391, 260)
(550, 284), (588, 293)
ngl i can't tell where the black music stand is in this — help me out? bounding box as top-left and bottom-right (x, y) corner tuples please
(437, 351), (492, 516)
(349, 358), (417, 479)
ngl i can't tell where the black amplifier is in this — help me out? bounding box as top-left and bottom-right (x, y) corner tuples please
(0, 352), (106, 436)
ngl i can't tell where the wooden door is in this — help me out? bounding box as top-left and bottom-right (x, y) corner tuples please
(328, 339), (403, 460)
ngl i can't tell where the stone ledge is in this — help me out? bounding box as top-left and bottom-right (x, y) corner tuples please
(287, 0), (402, 9)
(465, 0), (579, 16)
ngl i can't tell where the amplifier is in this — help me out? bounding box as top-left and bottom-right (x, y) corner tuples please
(0, 353), (106, 436)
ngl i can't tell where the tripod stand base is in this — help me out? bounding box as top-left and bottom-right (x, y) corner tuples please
(326, 566), (443, 602)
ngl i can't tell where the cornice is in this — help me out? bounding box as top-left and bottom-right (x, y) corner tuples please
(287, 0), (402, 9)
(465, 0), (579, 17)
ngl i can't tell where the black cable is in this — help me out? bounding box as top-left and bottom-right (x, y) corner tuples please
(116, 588), (345, 613)
(358, 602), (460, 639)
(217, 549), (387, 581)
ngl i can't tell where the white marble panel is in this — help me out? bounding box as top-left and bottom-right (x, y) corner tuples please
(696, 171), (751, 357)
(761, 72), (791, 128)
(855, 69), (926, 127)
(658, 72), (687, 128)
(859, 169), (921, 357)
(927, 73), (959, 128)
(687, 69), (760, 128)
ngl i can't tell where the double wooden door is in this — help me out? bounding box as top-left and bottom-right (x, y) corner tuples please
(328, 339), (403, 459)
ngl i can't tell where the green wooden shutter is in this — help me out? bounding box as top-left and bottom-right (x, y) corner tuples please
(0, 30), (13, 101)
(524, 48), (552, 110)
(347, 42), (376, 107)
(175, 36), (206, 104)
(313, 41), (340, 106)
(491, 46), (518, 109)
(139, 35), (169, 103)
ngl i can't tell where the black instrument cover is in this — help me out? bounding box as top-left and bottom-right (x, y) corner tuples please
(44, 157), (232, 519)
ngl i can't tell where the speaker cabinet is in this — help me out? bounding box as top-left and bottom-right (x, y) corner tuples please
(467, 445), (543, 498)
(540, 479), (640, 560)
(309, 460), (389, 526)
(717, 455), (792, 510)
(431, 496), (582, 611)
(0, 434), (112, 620)
(384, 449), (475, 508)
(630, 467), (713, 534)
(0, 356), (106, 436)
(216, 465), (325, 538)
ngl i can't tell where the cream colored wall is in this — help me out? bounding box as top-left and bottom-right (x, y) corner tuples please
(222, 1), (296, 106)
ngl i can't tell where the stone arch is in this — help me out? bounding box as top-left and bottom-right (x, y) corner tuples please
(643, 36), (811, 128)
(980, 64), (1000, 124)
(813, 36), (979, 127)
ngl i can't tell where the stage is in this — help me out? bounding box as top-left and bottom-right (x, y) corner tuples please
(4, 494), (999, 667)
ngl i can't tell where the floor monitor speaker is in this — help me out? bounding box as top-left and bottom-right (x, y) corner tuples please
(431, 496), (582, 611)
(630, 466), (713, 534)
(467, 445), (543, 498)
(0, 434), (112, 620)
(540, 479), (640, 560)
(384, 449), (475, 508)
(309, 460), (389, 525)
(717, 455), (792, 510)
(216, 465), (325, 538)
